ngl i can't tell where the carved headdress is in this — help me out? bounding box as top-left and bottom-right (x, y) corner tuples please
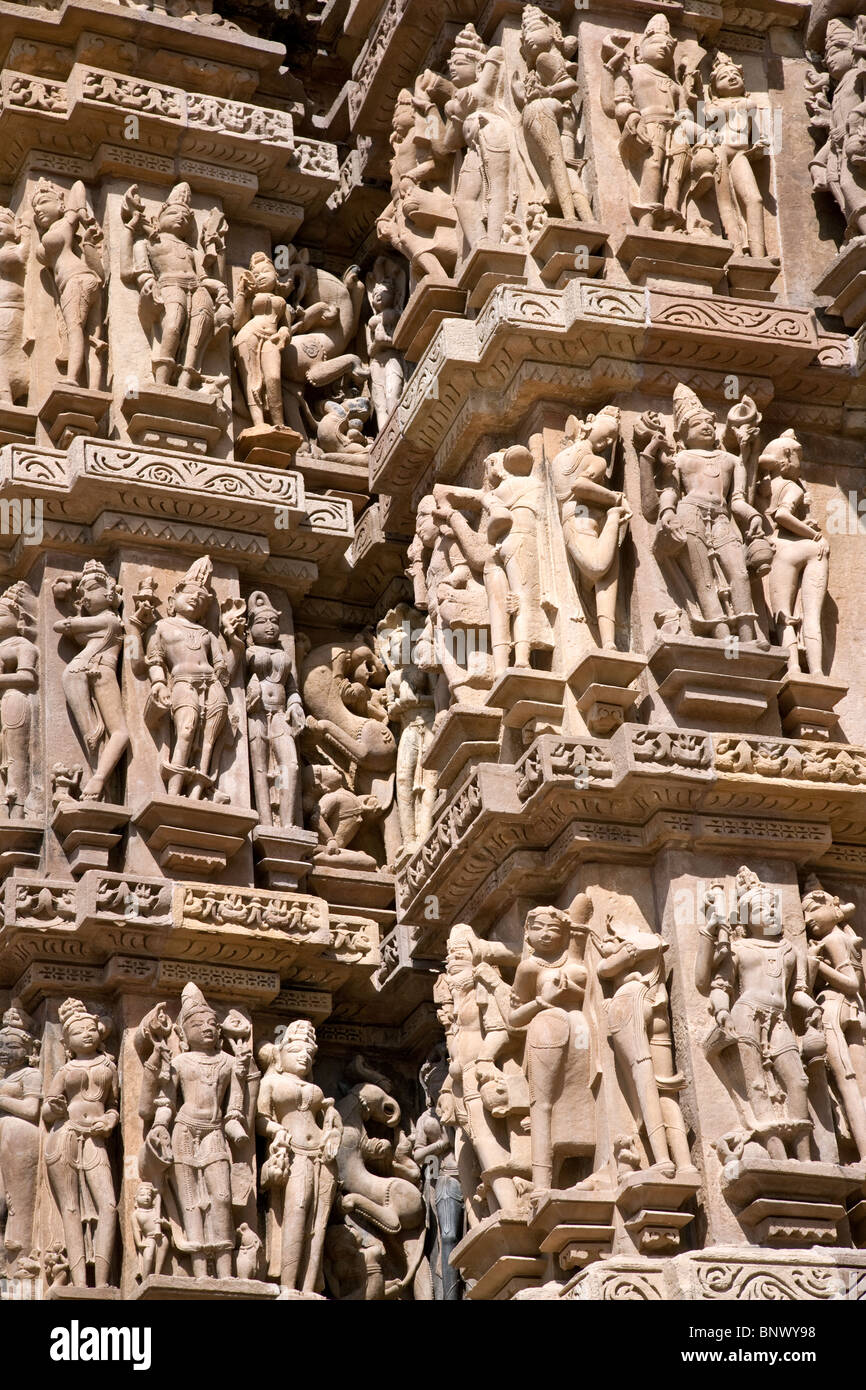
(247, 589), (280, 624)
(168, 555), (214, 614)
(0, 1004), (38, 1063)
(710, 51), (744, 89)
(673, 383), (713, 441)
(175, 981), (218, 1049)
(449, 23), (488, 67)
(58, 997), (108, 1053)
(0, 581), (32, 627)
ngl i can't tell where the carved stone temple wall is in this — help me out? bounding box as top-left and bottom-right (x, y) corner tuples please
(1, 0), (866, 1306)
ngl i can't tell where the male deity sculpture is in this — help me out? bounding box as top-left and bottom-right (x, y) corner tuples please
(120, 182), (232, 391)
(807, 17), (866, 240)
(512, 6), (594, 224)
(0, 205), (31, 405)
(32, 178), (105, 389)
(0, 581), (39, 820)
(136, 985), (258, 1280)
(375, 604), (436, 856)
(245, 590), (305, 828)
(602, 14), (715, 233)
(596, 905), (695, 1177)
(549, 407), (631, 650)
(704, 53), (774, 259)
(803, 876), (866, 1162)
(256, 1020), (341, 1294)
(0, 1006), (41, 1276)
(134, 556), (244, 799)
(52, 560), (130, 801)
(637, 385), (769, 644)
(756, 430), (829, 676)
(695, 868), (821, 1162)
(43, 998), (119, 1287)
(433, 445), (553, 675)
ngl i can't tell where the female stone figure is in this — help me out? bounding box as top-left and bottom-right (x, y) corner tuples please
(513, 6), (593, 223)
(52, 560), (130, 801)
(43, 998), (119, 1288)
(704, 53), (773, 259)
(365, 256), (405, 432)
(0, 1006), (41, 1274)
(440, 24), (516, 251)
(0, 206), (32, 405)
(549, 408), (631, 650)
(803, 876), (866, 1161)
(245, 590), (305, 827)
(256, 1020), (341, 1294)
(376, 603), (436, 856)
(32, 178), (105, 389)
(506, 901), (598, 1190)
(758, 430), (829, 676)
(136, 985), (254, 1280)
(596, 907), (694, 1176)
(232, 252), (293, 430)
(0, 582), (38, 820)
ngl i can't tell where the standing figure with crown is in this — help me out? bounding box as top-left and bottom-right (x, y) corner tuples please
(695, 869), (821, 1162)
(0, 1005), (41, 1275)
(32, 178), (105, 389)
(139, 556), (244, 799)
(438, 24), (517, 252)
(136, 984), (253, 1280)
(602, 13), (715, 233)
(120, 181), (232, 391)
(52, 560), (130, 802)
(637, 384), (769, 644)
(245, 589), (305, 828)
(43, 998), (119, 1288)
(0, 581), (38, 820)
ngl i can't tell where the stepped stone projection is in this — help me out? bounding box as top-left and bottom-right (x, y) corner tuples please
(1, 0), (866, 1307)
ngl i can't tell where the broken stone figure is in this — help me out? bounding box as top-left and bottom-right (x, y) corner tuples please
(0, 1006), (41, 1276)
(52, 560), (130, 801)
(0, 205), (31, 404)
(0, 582), (38, 820)
(43, 998), (119, 1287)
